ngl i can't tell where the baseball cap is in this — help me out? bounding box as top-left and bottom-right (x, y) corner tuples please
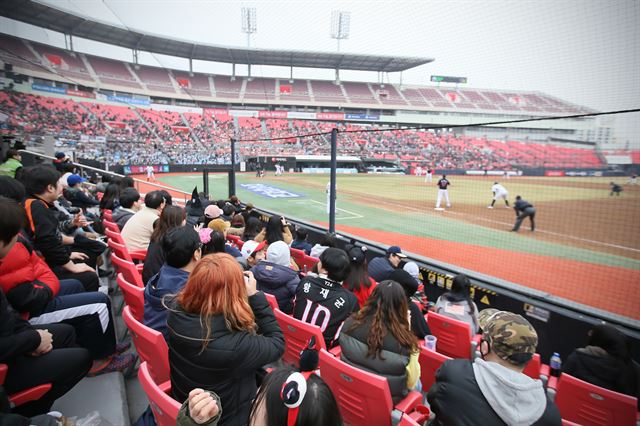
(54, 151), (67, 159)
(240, 240), (267, 260)
(478, 308), (538, 365)
(204, 204), (223, 219)
(267, 240), (290, 267)
(387, 246), (407, 258)
(67, 174), (86, 186)
(208, 218), (230, 234)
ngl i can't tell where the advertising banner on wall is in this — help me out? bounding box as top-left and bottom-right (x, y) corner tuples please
(32, 83), (66, 94)
(66, 89), (95, 99)
(317, 112), (345, 121)
(258, 110), (288, 119)
(123, 165), (170, 174)
(107, 95), (150, 106)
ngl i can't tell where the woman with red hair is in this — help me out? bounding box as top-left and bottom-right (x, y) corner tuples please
(166, 253), (284, 426)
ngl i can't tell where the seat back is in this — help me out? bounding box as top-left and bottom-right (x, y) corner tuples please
(264, 292), (279, 311)
(289, 247), (306, 265)
(138, 362), (180, 426)
(555, 373), (637, 426)
(103, 219), (120, 233)
(418, 345), (452, 392)
(426, 311), (474, 359)
(107, 238), (133, 262)
(318, 349), (395, 426)
(522, 353), (542, 380)
(111, 252), (143, 287)
(274, 309), (326, 366)
(299, 254), (319, 273)
(122, 306), (169, 383)
(105, 227), (125, 245)
(103, 209), (113, 221)
(117, 273), (145, 322)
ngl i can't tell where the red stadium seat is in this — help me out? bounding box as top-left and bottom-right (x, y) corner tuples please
(426, 311), (479, 359)
(122, 305), (169, 383)
(116, 273), (145, 322)
(0, 363), (52, 407)
(138, 362), (180, 426)
(418, 344), (452, 393)
(522, 353), (549, 388)
(273, 308), (328, 366)
(111, 253), (144, 287)
(102, 209), (113, 221)
(107, 238), (147, 263)
(264, 292), (279, 311)
(554, 373), (638, 426)
(104, 228), (125, 245)
(318, 349), (429, 426)
(103, 219), (120, 233)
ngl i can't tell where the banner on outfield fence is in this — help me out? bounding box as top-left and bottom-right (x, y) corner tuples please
(123, 165), (169, 174)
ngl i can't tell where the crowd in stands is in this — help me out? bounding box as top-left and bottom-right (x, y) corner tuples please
(1, 147), (638, 426)
(2, 89), (608, 169)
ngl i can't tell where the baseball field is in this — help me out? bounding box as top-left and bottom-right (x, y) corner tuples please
(148, 172), (640, 321)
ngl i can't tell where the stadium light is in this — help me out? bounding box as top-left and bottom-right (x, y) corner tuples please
(241, 7), (257, 48)
(330, 10), (350, 53)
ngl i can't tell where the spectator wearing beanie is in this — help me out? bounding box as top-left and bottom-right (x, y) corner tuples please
(251, 241), (300, 314)
(64, 174), (100, 210)
(428, 309), (561, 426)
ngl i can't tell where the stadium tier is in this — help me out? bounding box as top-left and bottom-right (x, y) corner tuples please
(0, 33), (594, 113)
(0, 89), (609, 168)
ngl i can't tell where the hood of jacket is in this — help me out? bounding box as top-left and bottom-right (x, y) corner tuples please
(252, 261), (299, 289)
(473, 358), (546, 426)
(145, 265), (190, 309)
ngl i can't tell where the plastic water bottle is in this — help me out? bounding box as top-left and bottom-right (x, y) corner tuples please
(550, 352), (562, 377)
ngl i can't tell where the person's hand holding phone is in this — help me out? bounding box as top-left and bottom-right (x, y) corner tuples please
(243, 271), (257, 296)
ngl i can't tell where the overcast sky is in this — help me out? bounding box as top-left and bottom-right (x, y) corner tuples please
(1, 0), (638, 145)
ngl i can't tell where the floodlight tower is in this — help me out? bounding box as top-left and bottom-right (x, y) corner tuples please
(330, 10), (350, 53)
(241, 7), (257, 48)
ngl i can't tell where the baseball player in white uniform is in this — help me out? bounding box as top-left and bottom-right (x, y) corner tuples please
(146, 165), (155, 182)
(488, 182), (509, 208)
(425, 168), (433, 183)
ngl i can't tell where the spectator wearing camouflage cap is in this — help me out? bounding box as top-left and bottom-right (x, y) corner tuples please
(427, 308), (561, 426)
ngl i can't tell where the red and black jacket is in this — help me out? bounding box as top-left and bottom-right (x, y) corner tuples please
(0, 236), (60, 316)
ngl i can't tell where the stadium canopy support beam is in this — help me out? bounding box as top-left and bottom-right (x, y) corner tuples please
(132, 49), (139, 64)
(329, 128), (337, 233)
(334, 69), (340, 84)
(65, 34), (73, 51)
(231, 63), (236, 81)
(229, 138), (237, 197)
(289, 66), (294, 82)
(248, 64), (252, 81)
(188, 58), (193, 76)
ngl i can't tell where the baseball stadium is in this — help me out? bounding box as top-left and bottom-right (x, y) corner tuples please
(0, 0), (639, 424)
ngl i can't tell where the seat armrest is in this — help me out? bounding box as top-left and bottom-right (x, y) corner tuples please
(130, 250), (147, 261)
(0, 364), (7, 384)
(394, 390), (422, 413)
(329, 346), (342, 357)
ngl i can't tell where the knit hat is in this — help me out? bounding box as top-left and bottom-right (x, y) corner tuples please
(240, 240), (267, 260)
(204, 204), (223, 219)
(267, 241), (290, 267)
(478, 309), (538, 365)
(208, 218), (230, 233)
(403, 262), (420, 282)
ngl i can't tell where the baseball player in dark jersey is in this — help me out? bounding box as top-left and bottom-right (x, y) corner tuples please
(435, 175), (451, 210)
(610, 182), (623, 196)
(511, 195), (536, 232)
(293, 248), (359, 348)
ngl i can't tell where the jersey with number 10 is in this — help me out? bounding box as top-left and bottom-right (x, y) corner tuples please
(293, 275), (359, 348)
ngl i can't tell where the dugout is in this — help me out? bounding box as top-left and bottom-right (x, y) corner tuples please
(246, 155), (362, 173)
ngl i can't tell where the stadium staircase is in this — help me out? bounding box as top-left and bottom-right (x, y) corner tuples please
(125, 63), (147, 90)
(179, 111), (204, 148)
(80, 53), (100, 83)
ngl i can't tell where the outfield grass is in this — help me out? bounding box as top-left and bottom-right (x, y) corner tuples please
(159, 173), (640, 270)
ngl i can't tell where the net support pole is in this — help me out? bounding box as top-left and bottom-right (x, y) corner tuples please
(329, 128), (338, 233)
(229, 138), (237, 197)
(203, 169), (209, 198)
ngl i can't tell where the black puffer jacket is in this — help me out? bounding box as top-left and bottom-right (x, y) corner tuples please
(563, 346), (640, 409)
(427, 359), (561, 426)
(167, 292), (284, 426)
(340, 316), (411, 404)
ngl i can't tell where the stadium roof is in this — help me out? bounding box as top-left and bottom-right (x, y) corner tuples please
(0, 0), (434, 73)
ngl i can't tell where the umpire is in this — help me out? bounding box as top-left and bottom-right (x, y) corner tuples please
(511, 195), (536, 232)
